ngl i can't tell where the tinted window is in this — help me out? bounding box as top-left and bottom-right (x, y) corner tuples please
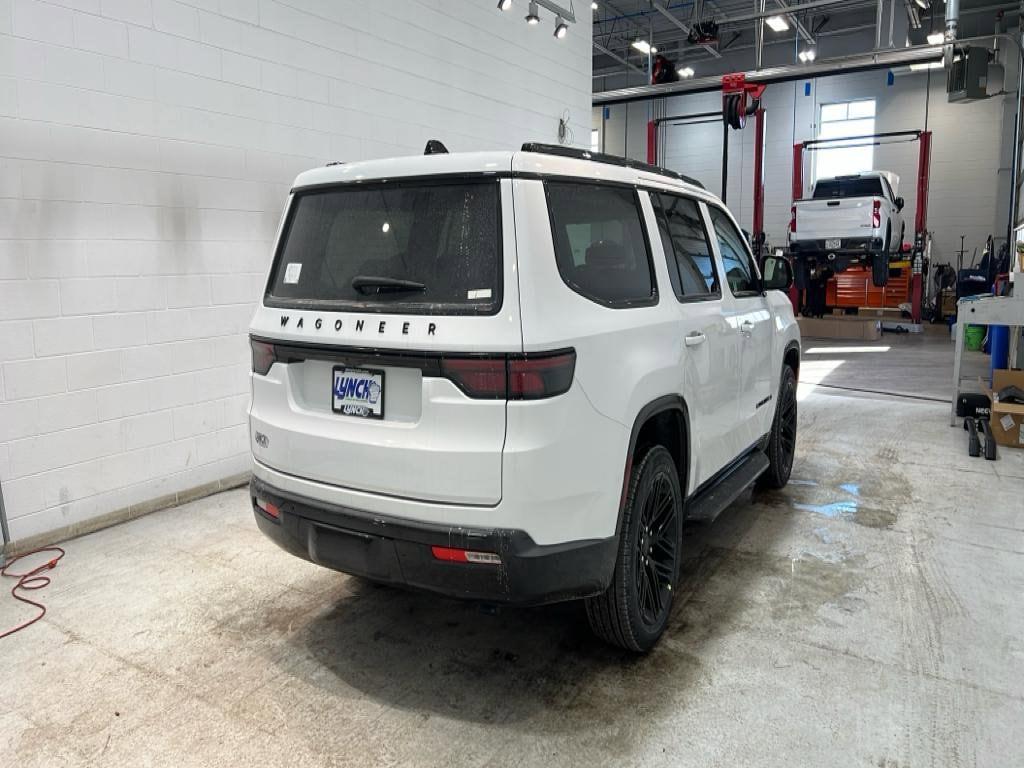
(813, 177), (884, 198)
(709, 206), (760, 296)
(267, 180), (501, 314)
(652, 193), (719, 300)
(545, 182), (655, 306)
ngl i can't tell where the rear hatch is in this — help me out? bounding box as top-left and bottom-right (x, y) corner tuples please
(249, 167), (522, 506)
(794, 176), (883, 241)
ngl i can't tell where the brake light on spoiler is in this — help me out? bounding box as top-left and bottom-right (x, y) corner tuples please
(872, 198), (881, 228)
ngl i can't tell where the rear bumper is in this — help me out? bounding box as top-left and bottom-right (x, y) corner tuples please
(251, 477), (617, 605)
(790, 237), (883, 257)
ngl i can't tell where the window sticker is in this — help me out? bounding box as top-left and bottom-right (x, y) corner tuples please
(467, 289), (492, 300)
(284, 263), (302, 284)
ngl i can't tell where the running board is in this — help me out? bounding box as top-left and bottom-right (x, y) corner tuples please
(686, 451), (770, 523)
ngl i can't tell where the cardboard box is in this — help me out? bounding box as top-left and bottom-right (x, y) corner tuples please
(983, 370), (1024, 449)
(797, 315), (882, 341)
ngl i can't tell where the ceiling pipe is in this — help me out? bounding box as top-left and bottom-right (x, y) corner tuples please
(594, 32), (1023, 104)
(534, 0), (576, 22)
(875, 0), (885, 48)
(943, 0), (959, 66)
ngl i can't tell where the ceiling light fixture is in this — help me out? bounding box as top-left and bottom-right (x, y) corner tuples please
(631, 40), (657, 54)
(525, 1), (539, 24)
(909, 61), (943, 70)
(554, 15), (568, 37)
(592, 1), (598, 8)
(765, 16), (789, 32)
(677, 66), (695, 78)
(798, 49), (816, 62)
(926, 31), (944, 44)
(497, 0), (512, 10)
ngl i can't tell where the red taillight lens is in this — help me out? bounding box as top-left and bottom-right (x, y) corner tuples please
(255, 496), (280, 520)
(508, 351), (575, 400)
(789, 205), (797, 233)
(440, 350), (576, 400)
(251, 338), (276, 375)
(440, 357), (508, 398)
(431, 546), (501, 565)
(872, 198), (881, 228)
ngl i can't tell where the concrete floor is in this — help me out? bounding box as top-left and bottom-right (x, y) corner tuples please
(3, 333), (1023, 767)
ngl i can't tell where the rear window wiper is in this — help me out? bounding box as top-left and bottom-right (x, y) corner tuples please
(351, 276), (427, 295)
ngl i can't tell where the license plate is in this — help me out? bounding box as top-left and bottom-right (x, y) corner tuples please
(825, 238), (842, 250)
(332, 367), (384, 419)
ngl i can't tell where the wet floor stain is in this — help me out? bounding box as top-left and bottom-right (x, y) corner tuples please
(794, 499), (897, 530)
(795, 500), (858, 518)
(839, 482), (860, 496)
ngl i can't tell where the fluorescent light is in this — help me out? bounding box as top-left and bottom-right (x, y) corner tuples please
(631, 40), (657, 54)
(766, 16), (789, 32)
(497, 0), (512, 10)
(553, 15), (568, 38)
(798, 49), (816, 62)
(677, 66), (695, 78)
(910, 61), (943, 70)
(525, 1), (539, 23)
(926, 31), (944, 44)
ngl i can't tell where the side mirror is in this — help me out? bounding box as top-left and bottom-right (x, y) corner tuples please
(763, 255), (794, 292)
(895, 196), (905, 212)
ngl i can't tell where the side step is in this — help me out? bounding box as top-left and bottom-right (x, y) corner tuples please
(686, 451), (770, 523)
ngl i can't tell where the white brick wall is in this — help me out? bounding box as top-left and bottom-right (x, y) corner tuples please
(596, 37), (1017, 266)
(0, 0), (592, 543)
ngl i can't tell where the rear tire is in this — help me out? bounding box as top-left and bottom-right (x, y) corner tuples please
(585, 445), (682, 652)
(873, 226), (891, 287)
(758, 365), (798, 490)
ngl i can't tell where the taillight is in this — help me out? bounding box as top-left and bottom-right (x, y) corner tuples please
(789, 205), (797, 233)
(441, 350), (576, 400)
(440, 357), (508, 398)
(508, 351), (575, 400)
(872, 198), (881, 228)
(251, 338), (276, 375)
(431, 546), (501, 565)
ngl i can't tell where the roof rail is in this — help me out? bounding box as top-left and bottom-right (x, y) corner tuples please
(520, 142), (705, 190)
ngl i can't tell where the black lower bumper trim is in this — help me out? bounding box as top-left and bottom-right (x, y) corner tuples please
(251, 477), (617, 605)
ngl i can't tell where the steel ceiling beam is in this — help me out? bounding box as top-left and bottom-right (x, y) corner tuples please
(593, 40), (649, 75)
(772, 0), (817, 44)
(593, 40), (946, 103)
(535, 0), (576, 22)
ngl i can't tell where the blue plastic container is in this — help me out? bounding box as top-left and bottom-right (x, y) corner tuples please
(990, 325), (1010, 379)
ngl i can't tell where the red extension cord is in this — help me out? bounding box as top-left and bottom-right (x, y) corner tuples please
(0, 547), (66, 639)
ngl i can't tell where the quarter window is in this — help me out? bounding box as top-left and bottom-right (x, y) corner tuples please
(651, 193), (719, 300)
(545, 182), (656, 307)
(708, 206), (760, 296)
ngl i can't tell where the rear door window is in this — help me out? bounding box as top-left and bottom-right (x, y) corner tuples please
(651, 193), (720, 300)
(544, 182), (656, 307)
(266, 179), (501, 315)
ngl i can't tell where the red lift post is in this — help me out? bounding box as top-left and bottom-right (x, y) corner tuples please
(791, 129), (933, 322)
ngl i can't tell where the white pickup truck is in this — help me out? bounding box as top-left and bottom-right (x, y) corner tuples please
(789, 171), (906, 287)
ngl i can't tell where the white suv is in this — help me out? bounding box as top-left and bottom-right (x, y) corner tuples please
(248, 142), (801, 651)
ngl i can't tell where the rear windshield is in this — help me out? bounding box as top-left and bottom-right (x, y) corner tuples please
(266, 179), (501, 315)
(813, 177), (883, 199)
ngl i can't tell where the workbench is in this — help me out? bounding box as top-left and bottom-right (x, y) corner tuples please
(950, 286), (1024, 426)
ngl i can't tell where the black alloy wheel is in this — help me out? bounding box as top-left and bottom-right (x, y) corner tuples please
(586, 445), (682, 652)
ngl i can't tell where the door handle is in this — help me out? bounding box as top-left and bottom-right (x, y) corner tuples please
(684, 332), (707, 347)
(740, 320), (755, 337)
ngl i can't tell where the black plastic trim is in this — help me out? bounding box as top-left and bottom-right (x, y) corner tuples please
(617, 395), (691, 535)
(250, 477), (618, 605)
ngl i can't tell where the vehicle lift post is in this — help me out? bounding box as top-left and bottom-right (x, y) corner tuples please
(790, 129), (933, 321)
